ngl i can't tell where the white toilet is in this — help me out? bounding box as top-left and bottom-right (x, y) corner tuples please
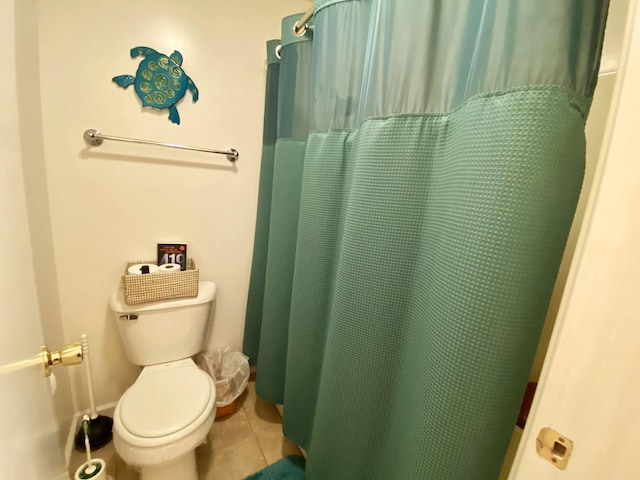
(109, 281), (218, 480)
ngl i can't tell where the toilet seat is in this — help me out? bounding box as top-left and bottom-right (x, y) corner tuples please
(119, 365), (213, 438)
(113, 361), (216, 470)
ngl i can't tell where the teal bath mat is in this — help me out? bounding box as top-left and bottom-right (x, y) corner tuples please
(245, 455), (305, 480)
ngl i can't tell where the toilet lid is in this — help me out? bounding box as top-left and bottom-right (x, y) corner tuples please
(120, 366), (212, 438)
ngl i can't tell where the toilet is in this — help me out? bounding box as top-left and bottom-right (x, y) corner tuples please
(109, 281), (217, 480)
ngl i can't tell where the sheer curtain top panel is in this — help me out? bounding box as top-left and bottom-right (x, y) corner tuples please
(310, 0), (608, 131)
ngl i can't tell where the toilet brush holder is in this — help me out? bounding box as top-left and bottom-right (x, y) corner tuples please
(74, 458), (108, 480)
(75, 415), (113, 480)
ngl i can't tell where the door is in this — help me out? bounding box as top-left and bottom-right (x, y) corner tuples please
(509, 1), (640, 478)
(0, 1), (68, 478)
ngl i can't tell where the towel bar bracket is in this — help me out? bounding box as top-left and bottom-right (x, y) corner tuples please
(84, 129), (104, 147)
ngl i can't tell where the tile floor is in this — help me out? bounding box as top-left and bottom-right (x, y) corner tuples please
(69, 374), (301, 479)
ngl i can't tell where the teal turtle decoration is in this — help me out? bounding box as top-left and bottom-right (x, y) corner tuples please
(113, 46), (198, 125)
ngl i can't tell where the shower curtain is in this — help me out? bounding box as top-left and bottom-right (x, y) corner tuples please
(244, 1), (608, 478)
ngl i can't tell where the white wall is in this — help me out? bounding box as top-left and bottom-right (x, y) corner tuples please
(36, 0), (308, 409)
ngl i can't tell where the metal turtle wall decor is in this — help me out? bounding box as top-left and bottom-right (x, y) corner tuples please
(113, 46), (198, 125)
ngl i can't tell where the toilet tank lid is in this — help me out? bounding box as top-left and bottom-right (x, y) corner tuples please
(110, 281), (217, 313)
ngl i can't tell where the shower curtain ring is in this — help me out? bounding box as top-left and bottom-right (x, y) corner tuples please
(293, 21), (307, 37)
(275, 45), (282, 59)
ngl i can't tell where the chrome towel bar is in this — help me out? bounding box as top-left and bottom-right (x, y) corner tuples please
(83, 129), (239, 163)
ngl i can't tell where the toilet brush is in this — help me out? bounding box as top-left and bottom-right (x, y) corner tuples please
(74, 415), (107, 480)
(74, 334), (113, 450)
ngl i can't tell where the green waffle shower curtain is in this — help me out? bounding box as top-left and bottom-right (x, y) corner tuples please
(244, 2), (608, 479)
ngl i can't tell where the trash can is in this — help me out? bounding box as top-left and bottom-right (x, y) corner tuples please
(197, 347), (250, 417)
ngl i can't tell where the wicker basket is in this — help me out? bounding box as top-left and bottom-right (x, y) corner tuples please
(122, 258), (199, 305)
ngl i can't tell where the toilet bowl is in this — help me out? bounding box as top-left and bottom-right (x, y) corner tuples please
(113, 359), (216, 480)
(109, 281), (218, 480)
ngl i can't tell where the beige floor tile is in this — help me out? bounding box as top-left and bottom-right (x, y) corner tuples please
(198, 434), (268, 480)
(251, 422), (301, 465)
(115, 454), (139, 480)
(198, 406), (255, 457)
(242, 379), (301, 465)
(242, 380), (282, 425)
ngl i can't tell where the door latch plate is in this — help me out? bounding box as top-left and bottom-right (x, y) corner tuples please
(536, 427), (573, 470)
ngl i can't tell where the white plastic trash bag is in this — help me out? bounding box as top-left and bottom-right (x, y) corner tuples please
(197, 348), (250, 407)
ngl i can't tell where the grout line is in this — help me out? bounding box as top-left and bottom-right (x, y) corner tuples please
(241, 383), (271, 467)
(242, 382), (305, 465)
(246, 385), (303, 461)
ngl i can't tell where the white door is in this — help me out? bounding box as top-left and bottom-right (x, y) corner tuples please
(0, 1), (68, 479)
(509, 1), (640, 478)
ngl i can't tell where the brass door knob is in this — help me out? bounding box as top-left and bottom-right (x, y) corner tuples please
(40, 342), (83, 377)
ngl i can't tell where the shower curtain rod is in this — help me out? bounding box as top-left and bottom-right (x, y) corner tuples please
(82, 129), (239, 163)
(293, 6), (314, 36)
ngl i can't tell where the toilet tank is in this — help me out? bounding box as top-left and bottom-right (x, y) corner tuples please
(109, 281), (217, 366)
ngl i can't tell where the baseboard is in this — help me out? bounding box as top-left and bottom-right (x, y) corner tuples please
(64, 402), (118, 468)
